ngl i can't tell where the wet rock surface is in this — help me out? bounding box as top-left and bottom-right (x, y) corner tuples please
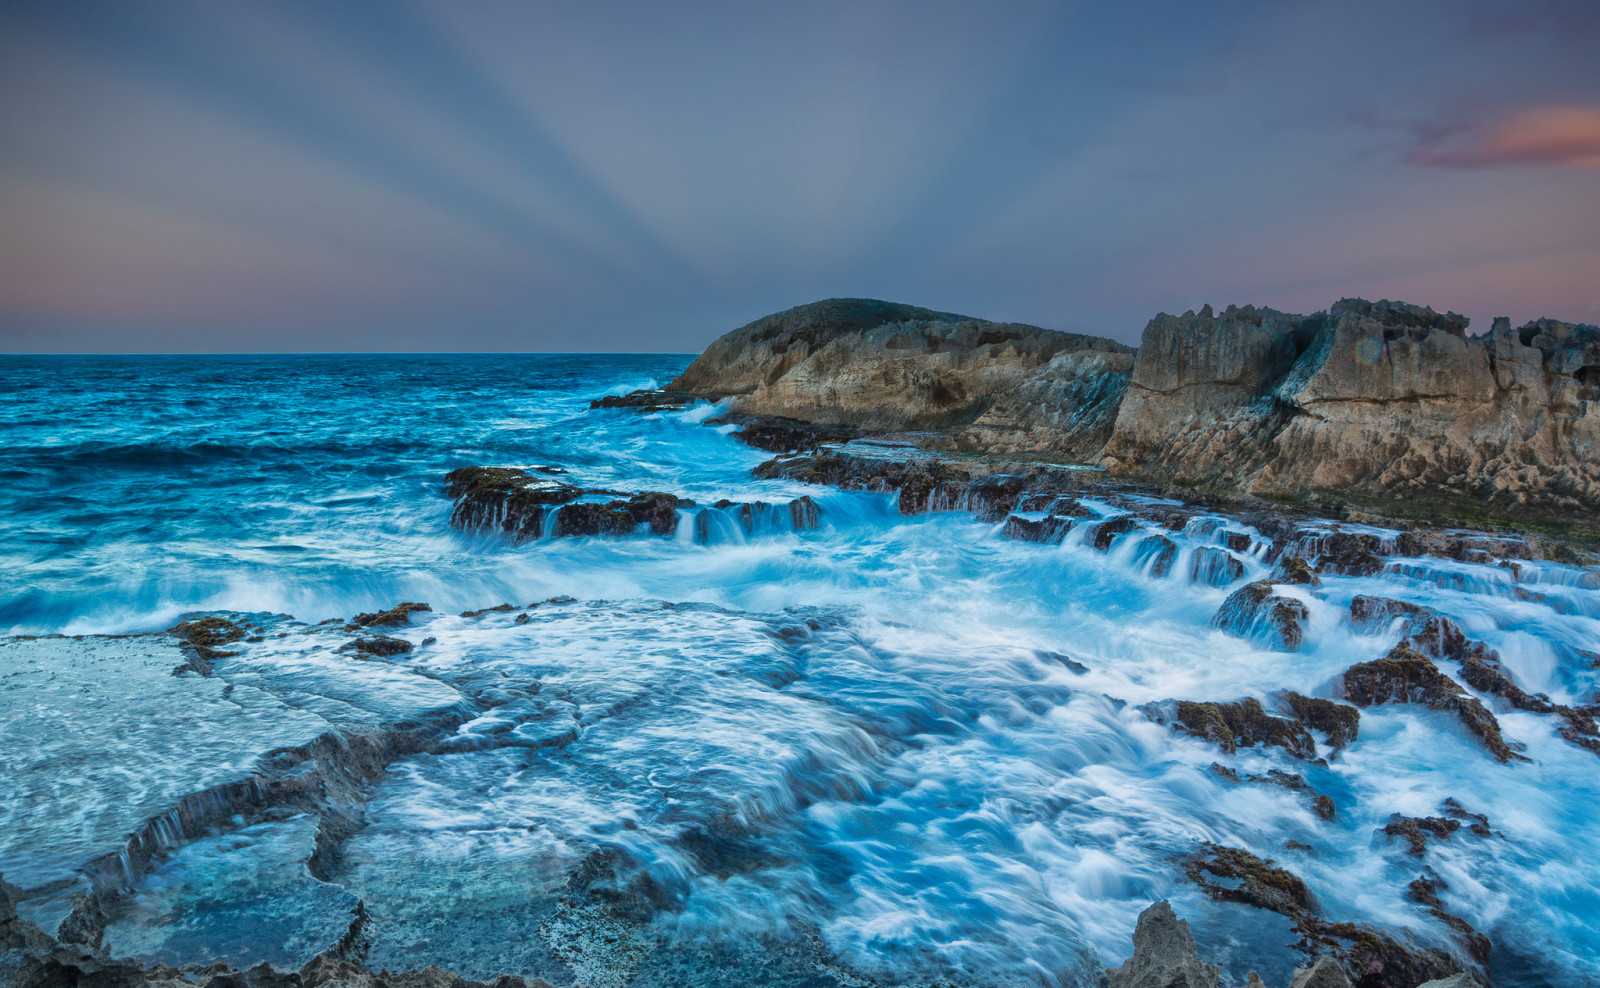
(1103, 901), (1489, 988)
(1283, 693), (1360, 752)
(1213, 581), (1310, 652)
(1349, 594), (1600, 758)
(445, 466), (827, 544)
(1210, 764), (1337, 820)
(1340, 644), (1524, 763)
(587, 389), (697, 412)
(1105, 901), (1219, 988)
(352, 603), (432, 629)
(1179, 847), (1476, 988)
(1173, 699), (1317, 759)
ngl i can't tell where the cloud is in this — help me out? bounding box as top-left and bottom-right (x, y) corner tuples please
(1410, 105), (1600, 169)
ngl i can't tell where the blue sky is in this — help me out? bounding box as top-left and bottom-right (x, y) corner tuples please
(2, 0), (1597, 352)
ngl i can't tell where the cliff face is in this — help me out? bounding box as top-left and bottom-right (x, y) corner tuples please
(1104, 299), (1600, 517)
(670, 298), (1136, 462)
(672, 297), (1600, 522)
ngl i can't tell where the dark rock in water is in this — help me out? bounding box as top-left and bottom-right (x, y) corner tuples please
(460, 603), (519, 618)
(727, 417), (859, 453)
(555, 492), (694, 537)
(1135, 534), (1180, 576)
(1284, 692), (1360, 752)
(1320, 547), (1384, 577)
(1183, 844), (1316, 917)
(353, 602), (431, 628)
(446, 466), (584, 541)
(1441, 798), (1493, 837)
(1017, 494), (1093, 517)
(346, 636), (413, 658)
(1092, 514), (1142, 551)
(788, 495), (820, 530)
(623, 491), (687, 536)
(1175, 699), (1316, 759)
(1349, 596), (1600, 758)
(1210, 764), (1337, 820)
(555, 500), (642, 537)
(1212, 580), (1309, 651)
(448, 465), (822, 543)
(1190, 547), (1246, 587)
(897, 473), (939, 515)
(1002, 513), (1077, 544)
(1278, 556), (1320, 586)
(1105, 900), (1219, 988)
(697, 496), (823, 539)
(1037, 650), (1089, 674)
(589, 389), (697, 411)
(1383, 814), (1460, 855)
(1298, 920), (1463, 988)
(1403, 872), (1491, 961)
(1348, 596), (1429, 633)
(1180, 845), (1473, 988)
(168, 615), (249, 672)
(1340, 643), (1524, 763)
(928, 475), (1030, 521)
(169, 616), (246, 649)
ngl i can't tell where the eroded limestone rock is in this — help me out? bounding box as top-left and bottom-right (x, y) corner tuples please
(1105, 901), (1219, 988)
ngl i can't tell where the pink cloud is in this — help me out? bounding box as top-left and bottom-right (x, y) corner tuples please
(1410, 105), (1600, 169)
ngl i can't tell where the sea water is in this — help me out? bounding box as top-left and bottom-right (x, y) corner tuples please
(1, 354), (1596, 987)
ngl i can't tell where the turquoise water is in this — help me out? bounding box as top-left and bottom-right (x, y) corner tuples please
(1, 354), (1597, 986)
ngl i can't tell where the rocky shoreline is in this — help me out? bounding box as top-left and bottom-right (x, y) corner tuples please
(8, 299), (1597, 987)
(648, 296), (1600, 535)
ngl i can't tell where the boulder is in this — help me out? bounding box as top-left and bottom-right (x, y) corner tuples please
(1286, 957), (1354, 988)
(1002, 514), (1077, 544)
(1105, 901), (1219, 988)
(1341, 644), (1523, 763)
(1134, 534), (1180, 576)
(1190, 547), (1246, 587)
(1283, 693), (1360, 752)
(1213, 581), (1310, 651)
(353, 602), (431, 628)
(1175, 699), (1316, 759)
(445, 466), (584, 541)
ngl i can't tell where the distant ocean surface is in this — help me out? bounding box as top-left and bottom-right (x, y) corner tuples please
(1, 353), (711, 633)
(2, 354), (1597, 987)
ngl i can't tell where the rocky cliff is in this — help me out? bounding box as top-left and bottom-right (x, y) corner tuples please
(669, 297), (1600, 526)
(669, 298), (1136, 463)
(1104, 299), (1600, 522)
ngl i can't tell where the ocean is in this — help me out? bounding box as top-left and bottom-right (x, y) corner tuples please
(1, 354), (1596, 987)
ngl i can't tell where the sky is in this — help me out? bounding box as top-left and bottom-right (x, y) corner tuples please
(1, 0), (1597, 353)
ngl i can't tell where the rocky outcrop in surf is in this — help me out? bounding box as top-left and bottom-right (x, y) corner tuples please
(445, 466), (820, 542)
(667, 296), (1600, 526)
(1104, 900), (1487, 988)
